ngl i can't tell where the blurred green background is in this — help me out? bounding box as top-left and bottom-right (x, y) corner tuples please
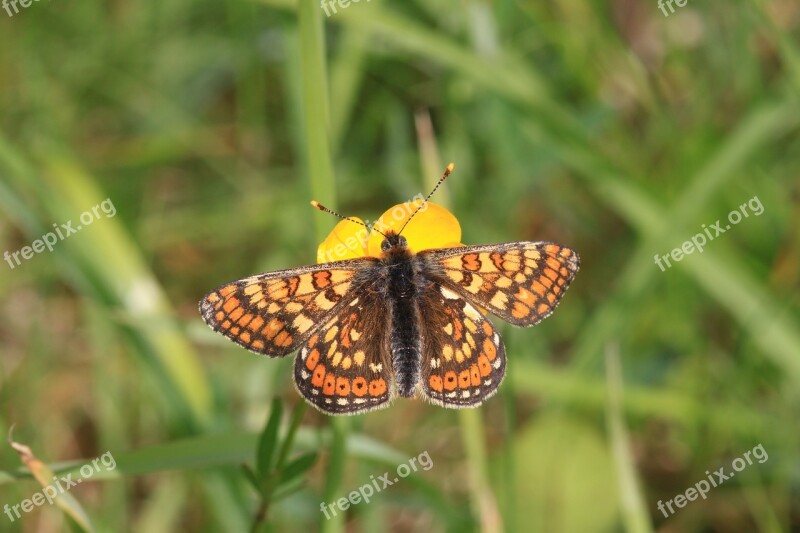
(1, 0), (799, 531)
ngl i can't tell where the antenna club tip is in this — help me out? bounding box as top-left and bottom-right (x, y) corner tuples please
(310, 200), (322, 209)
(446, 162), (455, 172)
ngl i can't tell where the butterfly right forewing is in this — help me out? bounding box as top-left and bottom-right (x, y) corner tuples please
(199, 258), (379, 356)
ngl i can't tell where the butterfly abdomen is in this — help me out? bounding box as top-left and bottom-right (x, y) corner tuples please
(386, 248), (422, 397)
(389, 298), (420, 397)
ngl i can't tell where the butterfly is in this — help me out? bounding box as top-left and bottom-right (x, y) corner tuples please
(199, 165), (580, 415)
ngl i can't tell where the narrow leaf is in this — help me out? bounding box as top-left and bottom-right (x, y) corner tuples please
(256, 398), (283, 483)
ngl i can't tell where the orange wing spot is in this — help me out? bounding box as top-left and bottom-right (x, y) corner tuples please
(444, 371), (458, 390)
(229, 307), (245, 322)
(241, 331), (253, 343)
(531, 281), (547, 297)
(540, 276), (554, 288)
(323, 374), (336, 395)
(248, 315), (264, 332)
(515, 286), (535, 303)
(238, 313), (256, 327)
(483, 339), (497, 361)
(311, 365), (326, 387)
(429, 375), (444, 392)
(305, 349), (321, 371)
(560, 248), (573, 257)
(307, 334), (319, 348)
(313, 271), (332, 289)
(266, 283), (289, 299)
(458, 370), (471, 388)
(490, 252), (505, 271)
(462, 253), (481, 271)
(453, 318), (464, 341)
(368, 379), (387, 397)
(511, 301), (530, 319)
(470, 364), (481, 386)
(274, 330), (292, 347)
(543, 268), (559, 281)
(222, 298), (240, 313)
(352, 377), (368, 397)
(552, 284), (562, 295)
(206, 293), (220, 304)
(219, 285), (236, 297)
(502, 260), (522, 272)
(537, 303), (550, 315)
(215, 311), (225, 322)
(546, 257), (561, 270)
(252, 340), (264, 350)
(230, 326), (240, 335)
(336, 377), (351, 396)
(340, 325), (353, 348)
(287, 276), (300, 296)
(265, 319), (284, 339)
(559, 267), (570, 277)
(544, 244), (561, 255)
(546, 291), (557, 304)
(221, 320), (232, 330)
(478, 355), (492, 376)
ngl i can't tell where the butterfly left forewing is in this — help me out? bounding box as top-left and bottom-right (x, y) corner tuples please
(416, 282), (506, 408)
(199, 258), (378, 356)
(421, 241), (579, 327)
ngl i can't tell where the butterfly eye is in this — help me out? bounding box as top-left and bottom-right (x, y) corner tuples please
(398, 235), (408, 248)
(381, 240), (391, 252)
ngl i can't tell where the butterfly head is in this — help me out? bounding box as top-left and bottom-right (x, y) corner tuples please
(380, 231), (408, 254)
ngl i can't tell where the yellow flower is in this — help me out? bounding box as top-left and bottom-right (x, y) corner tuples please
(316, 200), (463, 263)
(316, 216), (370, 263)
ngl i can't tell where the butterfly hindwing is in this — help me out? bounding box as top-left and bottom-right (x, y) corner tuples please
(294, 285), (394, 415)
(421, 241), (580, 327)
(416, 282), (506, 407)
(199, 258), (378, 356)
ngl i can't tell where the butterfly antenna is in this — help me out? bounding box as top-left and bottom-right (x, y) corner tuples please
(310, 200), (387, 238)
(397, 162), (454, 236)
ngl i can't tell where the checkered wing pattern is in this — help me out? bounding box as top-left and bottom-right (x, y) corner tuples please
(199, 258), (379, 356)
(421, 242), (580, 327)
(417, 283), (506, 407)
(294, 287), (394, 415)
